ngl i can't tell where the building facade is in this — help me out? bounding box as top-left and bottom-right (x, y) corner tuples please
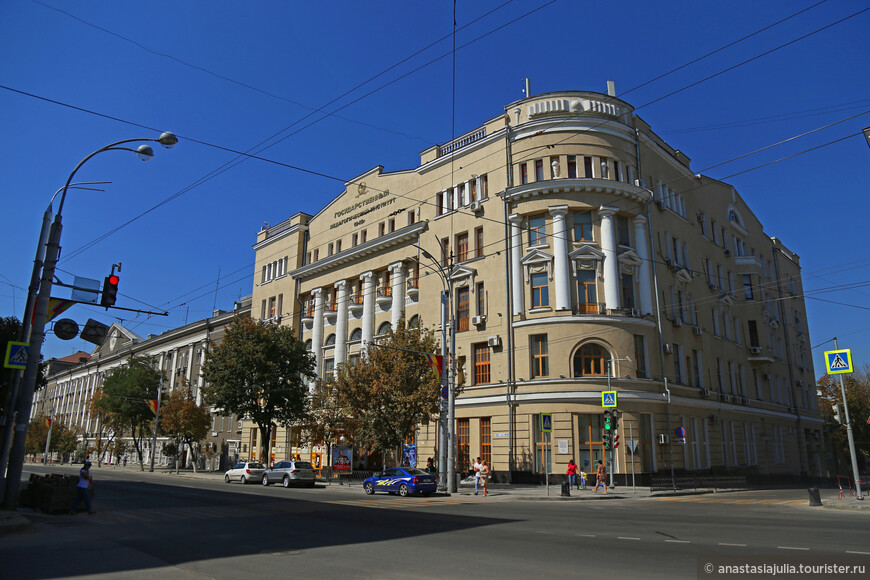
(250, 90), (822, 482)
(32, 297), (251, 470)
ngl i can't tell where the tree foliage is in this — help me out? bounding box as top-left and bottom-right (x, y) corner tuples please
(333, 318), (441, 456)
(24, 416), (78, 461)
(159, 381), (211, 473)
(97, 356), (161, 470)
(88, 389), (119, 466)
(818, 367), (870, 462)
(202, 316), (314, 461)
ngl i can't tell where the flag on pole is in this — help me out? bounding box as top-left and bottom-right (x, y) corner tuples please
(145, 399), (159, 414)
(43, 418), (52, 428)
(423, 354), (444, 378)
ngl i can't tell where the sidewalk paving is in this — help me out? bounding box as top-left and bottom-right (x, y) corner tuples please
(2, 464), (867, 536)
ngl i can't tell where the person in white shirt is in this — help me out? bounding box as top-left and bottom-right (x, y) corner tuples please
(473, 457), (482, 495)
(70, 460), (95, 514)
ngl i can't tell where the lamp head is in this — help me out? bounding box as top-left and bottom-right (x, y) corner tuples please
(136, 144), (154, 161)
(421, 249), (435, 262)
(158, 132), (178, 149)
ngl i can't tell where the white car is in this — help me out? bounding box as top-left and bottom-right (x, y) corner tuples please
(261, 460), (317, 488)
(224, 461), (266, 484)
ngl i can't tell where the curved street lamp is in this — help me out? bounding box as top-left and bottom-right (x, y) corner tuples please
(1, 133), (177, 508)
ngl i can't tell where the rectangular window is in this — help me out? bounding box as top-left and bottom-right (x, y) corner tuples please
(389, 218), (396, 233)
(352, 233), (358, 247)
(748, 320), (759, 348)
(531, 334), (549, 378)
(535, 159), (544, 181)
(529, 215), (546, 246)
(634, 335), (647, 379)
(457, 419), (470, 473)
(673, 344), (682, 384)
(327, 243), (333, 256)
(475, 227), (484, 258)
(379, 222), (385, 237)
(616, 215), (630, 246)
(408, 210), (415, 225)
(692, 349), (702, 387)
(621, 274), (635, 309)
(577, 270), (598, 313)
(261, 300), (267, 320)
(584, 156), (593, 178)
(313, 249), (319, 261)
(476, 282), (485, 315)
(480, 418), (491, 465)
(277, 294), (283, 319)
(441, 237), (450, 267)
(521, 163), (528, 184)
(436, 191), (444, 216)
(474, 344), (491, 385)
(613, 160), (621, 182)
(531, 272), (549, 308)
(456, 287), (469, 332)
(469, 179), (477, 202)
(567, 155), (577, 178)
(481, 175), (488, 199)
(268, 297), (276, 319)
(573, 212), (593, 241)
(361, 230), (367, 243)
(743, 275), (753, 300)
(456, 232), (469, 262)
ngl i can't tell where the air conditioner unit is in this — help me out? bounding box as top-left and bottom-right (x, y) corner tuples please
(749, 346), (762, 355)
(739, 397), (750, 406)
(487, 335), (502, 348)
(469, 200), (483, 213)
(762, 373), (771, 381)
(663, 344), (673, 355)
(634, 178), (647, 188)
(701, 388), (712, 397)
(655, 200), (665, 210)
(692, 326), (702, 336)
(471, 315), (486, 326)
(212, 432), (218, 437)
(723, 248), (731, 256)
(708, 414), (719, 424)
(657, 434), (669, 444)
(630, 308), (641, 318)
(672, 318), (683, 327)
(707, 282), (718, 291)
(719, 393), (731, 403)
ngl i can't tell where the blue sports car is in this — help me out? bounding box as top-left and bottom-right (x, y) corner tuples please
(363, 467), (437, 497)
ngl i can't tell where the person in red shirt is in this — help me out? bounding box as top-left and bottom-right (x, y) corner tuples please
(566, 459), (579, 489)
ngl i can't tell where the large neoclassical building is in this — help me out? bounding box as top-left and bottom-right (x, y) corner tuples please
(250, 89), (821, 482)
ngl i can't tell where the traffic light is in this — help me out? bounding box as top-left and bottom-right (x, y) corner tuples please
(611, 409), (619, 431)
(604, 409), (613, 431)
(613, 434), (620, 449)
(101, 274), (119, 307)
(602, 432), (611, 449)
(832, 404), (843, 425)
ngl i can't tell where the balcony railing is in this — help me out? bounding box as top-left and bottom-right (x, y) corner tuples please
(577, 302), (606, 315)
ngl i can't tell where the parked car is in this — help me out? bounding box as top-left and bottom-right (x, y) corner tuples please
(261, 460), (317, 488)
(224, 461), (266, 484)
(363, 467), (437, 497)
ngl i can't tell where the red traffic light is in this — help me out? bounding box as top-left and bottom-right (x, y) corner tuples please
(108, 274), (120, 285)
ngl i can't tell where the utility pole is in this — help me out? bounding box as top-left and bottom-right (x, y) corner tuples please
(832, 338), (864, 500)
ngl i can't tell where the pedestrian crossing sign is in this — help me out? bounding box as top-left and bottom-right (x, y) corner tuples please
(4, 341), (28, 369)
(540, 413), (552, 433)
(824, 349), (853, 375)
(602, 391), (617, 408)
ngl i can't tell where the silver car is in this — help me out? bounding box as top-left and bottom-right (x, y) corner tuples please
(261, 460), (317, 488)
(224, 461), (266, 484)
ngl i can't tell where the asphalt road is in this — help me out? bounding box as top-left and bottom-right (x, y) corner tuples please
(3, 465), (868, 579)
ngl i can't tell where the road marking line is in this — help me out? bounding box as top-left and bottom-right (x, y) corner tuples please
(536, 531), (554, 535)
(576, 533), (596, 537)
(618, 537), (641, 540)
(665, 540), (691, 543)
(777, 546), (809, 551)
(718, 543), (747, 547)
(846, 551), (870, 555)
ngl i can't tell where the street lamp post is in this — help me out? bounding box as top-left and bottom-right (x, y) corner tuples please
(1, 133), (177, 509)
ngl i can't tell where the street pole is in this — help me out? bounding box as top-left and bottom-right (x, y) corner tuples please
(630, 422), (636, 493)
(42, 407), (55, 464)
(447, 306), (457, 493)
(833, 338), (864, 500)
(607, 362), (614, 487)
(1, 134), (176, 509)
(438, 290), (448, 491)
(149, 369), (164, 472)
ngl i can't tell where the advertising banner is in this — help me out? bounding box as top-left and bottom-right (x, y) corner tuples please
(332, 445), (353, 473)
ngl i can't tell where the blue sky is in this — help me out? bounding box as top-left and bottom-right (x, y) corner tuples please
(1, 1), (868, 377)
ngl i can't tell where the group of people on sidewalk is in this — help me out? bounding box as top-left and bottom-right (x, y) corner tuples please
(472, 457), (491, 496)
(567, 459), (608, 494)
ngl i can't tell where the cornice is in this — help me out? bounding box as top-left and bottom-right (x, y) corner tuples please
(501, 178), (652, 204)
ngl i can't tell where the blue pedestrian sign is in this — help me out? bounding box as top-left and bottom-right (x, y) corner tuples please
(824, 349), (853, 375)
(602, 391), (617, 408)
(540, 413), (552, 433)
(4, 341), (29, 369)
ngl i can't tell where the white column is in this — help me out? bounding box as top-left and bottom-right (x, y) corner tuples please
(389, 262), (405, 329)
(311, 288), (325, 377)
(169, 350), (179, 391)
(599, 206), (621, 310)
(633, 215), (654, 315)
(185, 344), (195, 387)
(334, 280), (349, 368)
(509, 213), (525, 316)
(549, 205), (571, 311)
(360, 271), (375, 355)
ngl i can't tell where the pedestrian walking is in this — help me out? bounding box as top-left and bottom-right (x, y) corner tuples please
(579, 467), (587, 490)
(594, 460), (607, 494)
(473, 457), (482, 495)
(479, 459), (491, 497)
(70, 460), (95, 514)
(426, 457), (435, 474)
(566, 459), (578, 489)
(123, 456), (127, 467)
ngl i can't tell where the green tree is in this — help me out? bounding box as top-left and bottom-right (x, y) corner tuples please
(333, 317), (441, 458)
(24, 416), (49, 460)
(202, 316), (314, 462)
(88, 389), (118, 467)
(51, 420), (80, 462)
(159, 382), (211, 473)
(818, 368), (870, 467)
(97, 356), (161, 470)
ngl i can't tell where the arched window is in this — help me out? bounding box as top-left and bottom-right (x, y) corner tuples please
(324, 334), (336, 346)
(304, 339), (312, 351)
(573, 343), (608, 377)
(349, 328), (362, 341)
(377, 322), (391, 336)
(408, 315), (420, 329)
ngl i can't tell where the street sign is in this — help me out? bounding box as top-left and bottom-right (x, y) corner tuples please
(601, 391), (617, 407)
(540, 413), (552, 433)
(675, 426), (686, 438)
(627, 440), (638, 453)
(53, 318), (79, 340)
(441, 386), (449, 400)
(674, 437), (687, 444)
(824, 349), (853, 374)
(4, 341), (28, 369)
